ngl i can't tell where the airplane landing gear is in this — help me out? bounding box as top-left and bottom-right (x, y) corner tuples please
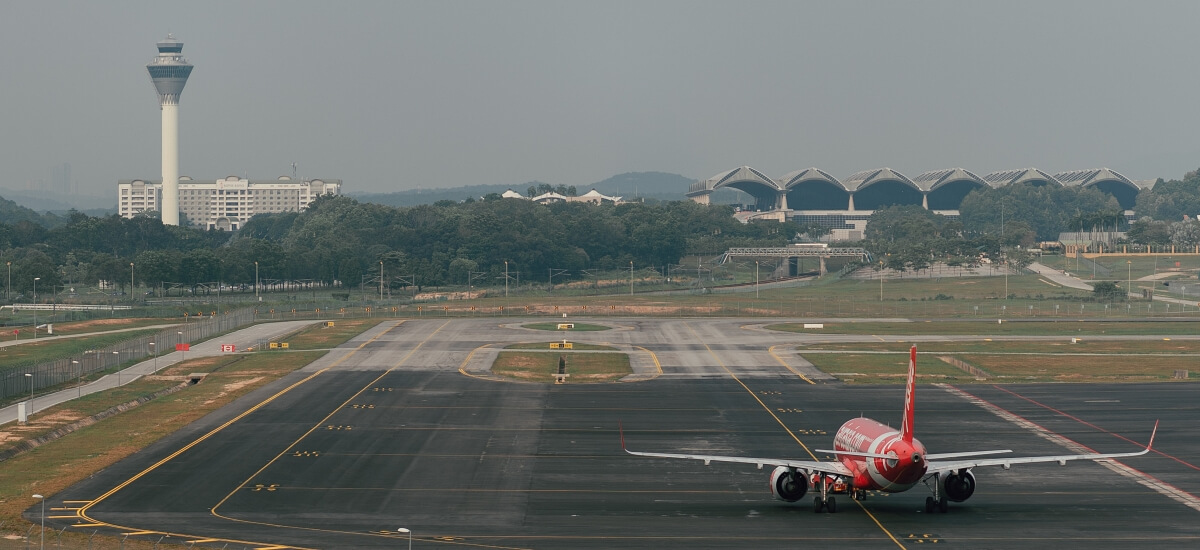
(813, 475), (837, 513)
(923, 472), (950, 513)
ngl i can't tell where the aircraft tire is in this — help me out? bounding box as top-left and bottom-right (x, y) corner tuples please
(925, 496), (935, 513)
(827, 497), (837, 513)
(938, 497), (948, 513)
(814, 497), (824, 513)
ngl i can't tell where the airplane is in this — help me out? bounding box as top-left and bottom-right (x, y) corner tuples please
(622, 345), (1157, 513)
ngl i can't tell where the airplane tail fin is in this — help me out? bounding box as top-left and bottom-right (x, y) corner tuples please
(901, 345), (917, 443)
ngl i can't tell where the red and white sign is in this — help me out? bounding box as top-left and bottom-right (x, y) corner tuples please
(221, 344), (236, 353)
(176, 343), (190, 352)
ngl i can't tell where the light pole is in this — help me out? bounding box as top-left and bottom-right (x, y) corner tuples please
(629, 261), (634, 296)
(5, 261), (9, 302)
(254, 261), (259, 299)
(380, 261), (384, 301)
(114, 351), (121, 386)
(149, 341), (157, 373)
(178, 331), (185, 362)
(504, 261), (509, 298)
(25, 373), (33, 414)
(130, 262), (135, 302)
(755, 260), (760, 299)
(32, 494), (44, 550)
(32, 277), (40, 339)
(73, 360), (80, 397)
(879, 260), (884, 301)
(397, 527), (411, 550)
(1127, 260), (1132, 299)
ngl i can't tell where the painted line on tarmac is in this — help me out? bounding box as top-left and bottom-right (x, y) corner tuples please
(941, 384), (1200, 513)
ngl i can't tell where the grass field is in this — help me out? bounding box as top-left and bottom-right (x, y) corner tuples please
(492, 351), (631, 383)
(0, 328), (163, 371)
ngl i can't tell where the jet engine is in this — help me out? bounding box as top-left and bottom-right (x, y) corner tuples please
(943, 470), (976, 502)
(770, 466), (808, 502)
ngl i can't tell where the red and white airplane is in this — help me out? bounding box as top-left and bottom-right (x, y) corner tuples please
(623, 345), (1157, 513)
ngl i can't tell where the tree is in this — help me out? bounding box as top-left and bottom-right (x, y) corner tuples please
(1092, 281), (1126, 301)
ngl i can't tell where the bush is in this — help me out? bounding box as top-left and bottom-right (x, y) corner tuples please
(332, 292), (350, 301)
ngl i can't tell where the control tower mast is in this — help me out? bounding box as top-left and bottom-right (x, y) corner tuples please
(147, 35), (193, 226)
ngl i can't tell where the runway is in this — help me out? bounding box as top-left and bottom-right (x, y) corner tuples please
(40, 318), (1200, 549)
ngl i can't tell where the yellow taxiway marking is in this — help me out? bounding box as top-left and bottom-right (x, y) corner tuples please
(768, 345), (815, 384)
(123, 530), (157, 536)
(73, 321), (409, 549)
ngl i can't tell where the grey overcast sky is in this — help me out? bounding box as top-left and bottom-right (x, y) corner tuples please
(3, 1), (1200, 197)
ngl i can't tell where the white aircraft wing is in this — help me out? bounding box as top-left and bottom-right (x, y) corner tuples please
(623, 447), (854, 477)
(927, 421), (1157, 473)
(620, 424), (852, 476)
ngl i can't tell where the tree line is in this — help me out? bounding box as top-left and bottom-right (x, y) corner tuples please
(2, 170), (1199, 298)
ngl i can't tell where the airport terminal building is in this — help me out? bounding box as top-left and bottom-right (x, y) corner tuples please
(688, 166), (1146, 241)
(117, 176), (342, 231)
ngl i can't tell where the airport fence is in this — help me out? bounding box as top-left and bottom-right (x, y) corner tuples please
(0, 308), (257, 403)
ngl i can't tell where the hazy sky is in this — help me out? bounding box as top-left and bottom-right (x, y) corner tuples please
(4, 1), (1200, 197)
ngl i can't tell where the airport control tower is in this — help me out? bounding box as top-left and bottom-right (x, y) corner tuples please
(146, 35), (193, 226)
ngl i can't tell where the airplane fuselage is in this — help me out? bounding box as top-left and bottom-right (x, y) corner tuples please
(834, 417), (928, 493)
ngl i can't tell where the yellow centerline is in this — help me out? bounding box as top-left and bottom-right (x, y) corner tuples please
(768, 345), (815, 384)
(683, 322), (905, 550)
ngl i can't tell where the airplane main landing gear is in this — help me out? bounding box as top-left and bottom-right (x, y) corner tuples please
(814, 496), (836, 513)
(924, 472), (950, 513)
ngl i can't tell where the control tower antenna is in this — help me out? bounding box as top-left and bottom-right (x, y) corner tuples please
(147, 34), (194, 226)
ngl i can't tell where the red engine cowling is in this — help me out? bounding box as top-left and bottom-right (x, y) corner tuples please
(943, 470), (976, 502)
(770, 466), (808, 502)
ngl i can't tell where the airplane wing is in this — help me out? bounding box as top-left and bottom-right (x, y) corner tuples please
(927, 421), (1157, 473)
(623, 447), (854, 477)
(620, 425), (852, 477)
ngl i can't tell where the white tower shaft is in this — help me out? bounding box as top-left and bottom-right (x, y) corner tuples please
(160, 102), (180, 226)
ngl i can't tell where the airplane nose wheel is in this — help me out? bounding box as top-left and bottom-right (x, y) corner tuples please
(814, 496), (837, 513)
(925, 496), (948, 513)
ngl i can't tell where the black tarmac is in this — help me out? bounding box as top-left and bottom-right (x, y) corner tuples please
(38, 319), (1200, 549)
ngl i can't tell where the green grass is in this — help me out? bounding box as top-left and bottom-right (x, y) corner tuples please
(260, 318), (388, 350)
(0, 329), (162, 371)
(492, 351), (631, 383)
(800, 339), (1200, 355)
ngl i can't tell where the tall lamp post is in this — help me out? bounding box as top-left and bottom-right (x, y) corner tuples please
(32, 494), (44, 550)
(149, 341), (157, 373)
(254, 261), (259, 300)
(397, 527), (411, 550)
(629, 261), (634, 296)
(24, 373), (33, 414)
(504, 260), (509, 298)
(32, 277), (40, 339)
(1127, 260), (1132, 299)
(114, 351), (121, 386)
(380, 261), (384, 301)
(755, 260), (760, 299)
(130, 262), (135, 302)
(5, 261), (9, 302)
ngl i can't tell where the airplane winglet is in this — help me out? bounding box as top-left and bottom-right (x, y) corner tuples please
(1147, 420), (1159, 451)
(619, 421), (627, 452)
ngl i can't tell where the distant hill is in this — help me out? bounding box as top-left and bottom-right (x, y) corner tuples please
(0, 195), (55, 226)
(350, 172), (703, 207)
(0, 187), (114, 216)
